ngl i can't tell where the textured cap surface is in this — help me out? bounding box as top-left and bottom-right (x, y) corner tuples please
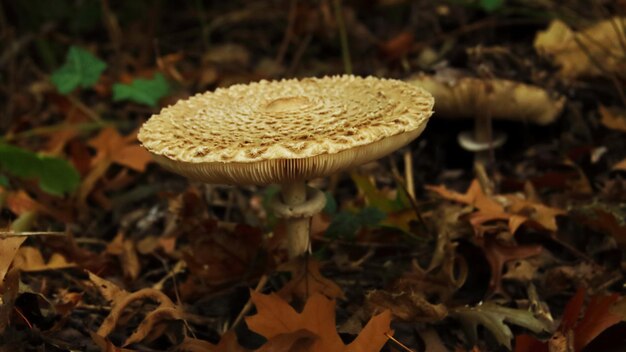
(139, 75), (433, 185)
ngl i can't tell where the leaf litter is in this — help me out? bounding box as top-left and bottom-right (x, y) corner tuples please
(1, 1), (626, 351)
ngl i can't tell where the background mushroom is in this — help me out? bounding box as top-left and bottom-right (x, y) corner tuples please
(138, 75), (434, 258)
(409, 73), (565, 168)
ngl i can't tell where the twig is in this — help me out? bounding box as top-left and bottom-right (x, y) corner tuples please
(0, 231), (66, 239)
(332, 0), (352, 74)
(66, 94), (102, 122)
(276, 0), (298, 65)
(385, 332), (416, 352)
(230, 275), (268, 330)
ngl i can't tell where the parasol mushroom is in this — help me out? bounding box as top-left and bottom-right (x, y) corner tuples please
(409, 73), (565, 166)
(138, 75), (434, 258)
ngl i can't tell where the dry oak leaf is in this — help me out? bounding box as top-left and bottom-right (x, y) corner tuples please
(246, 291), (393, 352)
(427, 180), (564, 234)
(277, 257), (345, 302)
(79, 127), (152, 203)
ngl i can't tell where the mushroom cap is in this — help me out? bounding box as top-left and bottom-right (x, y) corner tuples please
(138, 75), (434, 185)
(408, 73), (565, 125)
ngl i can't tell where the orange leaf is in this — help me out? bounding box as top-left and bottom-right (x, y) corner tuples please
(613, 158), (626, 171)
(427, 180), (504, 214)
(573, 292), (621, 350)
(88, 127), (153, 171)
(246, 292), (392, 352)
(277, 258), (345, 302)
(599, 105), (626, 133)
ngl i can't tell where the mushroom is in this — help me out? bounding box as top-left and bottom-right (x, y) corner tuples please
(408, 72), (565, 165)
(138, 75), (434, 258)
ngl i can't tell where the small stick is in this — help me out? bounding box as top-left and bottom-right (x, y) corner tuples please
(332, 0), (352, 74)
(385, 332), (416, 352)
(230, 275), (268, 330)
(0, 231), (66, 239)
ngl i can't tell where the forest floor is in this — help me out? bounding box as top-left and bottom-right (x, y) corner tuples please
(1, 1), (626, 351)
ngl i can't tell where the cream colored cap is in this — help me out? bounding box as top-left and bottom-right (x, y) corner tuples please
(138, 75), (434, 185)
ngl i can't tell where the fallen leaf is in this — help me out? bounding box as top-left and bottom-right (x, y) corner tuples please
(277, 257), (345, 302)
(177, 332), (250, 352)
(534, 17), (626, 79)
(515, 288), (623, 352)
(0, 237), (26, 285)
(451, 302), (549, 350)
(78, 127), (152, 204)
(246, 291), (393, 352)
(97, 287), (184, 347)
(367, 289), (447, 322)
(613, 159), (626, 171)
(427, 180), (564, 235)
(480, 237), (542, 292)
(599, 105), (626, 133)
(11, 246), (76, 272)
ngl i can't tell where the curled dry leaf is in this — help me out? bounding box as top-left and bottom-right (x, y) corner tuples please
(367, 289), (448, 322)
(277, 257), (345, 302)
(97, 287), (185, 347)
(246, 291), (393, 352)
(408, 74), (565, 125)
(534, 18), (626, 79)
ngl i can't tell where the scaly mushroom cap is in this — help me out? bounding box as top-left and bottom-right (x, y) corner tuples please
(138, 75), (434, 185)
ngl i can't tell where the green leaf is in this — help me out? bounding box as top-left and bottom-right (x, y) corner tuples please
(50, 46), (106, 94)
(325, 207), (386, 240)
(112, 73), (170, 107)
(36, 156), (81, 196)
(0, 144), (80, 196)
(480, 0), (504, 12)
(451, 302), (549, 349)
(323, 192), (337, 214)
(0, 174), (8, 187)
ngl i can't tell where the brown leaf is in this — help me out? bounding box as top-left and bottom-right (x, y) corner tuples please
(246, 291), (392, 352)
(0, 237), (26, 285)
(534, 18), (626, 79)
(97, 287), (178, 346)
(124, 306), (184, 346)
(479, 237), (542, 292)
(79, 127), (153, 204)
(428, 180), (564, 235)
(277, 258), (345, 302)
(599, 106), (626, 133)
(86, 271), (128, 304)
(178, 331), (251, 352)
(613, 159), (626, 171)
(11, 246), (75, 272)
(367, 289), (447, 322)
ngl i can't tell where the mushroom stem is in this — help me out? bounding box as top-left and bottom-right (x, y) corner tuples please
(473, 113), (492, 165)
(281, 181), (310, 258)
